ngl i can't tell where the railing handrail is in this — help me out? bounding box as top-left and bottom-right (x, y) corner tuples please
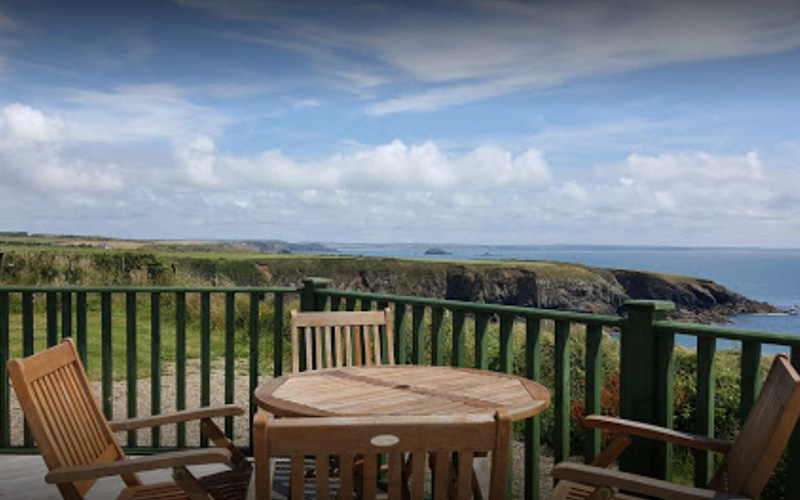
(0, 286), (300, 293)
(653, 319), (800, 345)
(318, 288), (625, 325)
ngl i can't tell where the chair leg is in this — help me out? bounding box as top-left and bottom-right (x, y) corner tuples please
(173, 466), (215, 500)
(590, 434), (632, 468)
(201, 417), (251, 469)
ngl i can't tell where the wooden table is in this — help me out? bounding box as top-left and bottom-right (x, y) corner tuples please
(254, 365), (550, 421)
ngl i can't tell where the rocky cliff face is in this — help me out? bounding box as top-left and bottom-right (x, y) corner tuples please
(259, 259), (776, 322)
(444, 266), (626, 313)
(440, 265), (776, 321)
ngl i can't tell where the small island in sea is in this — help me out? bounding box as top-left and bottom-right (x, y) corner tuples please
(424, 247), (451, 255)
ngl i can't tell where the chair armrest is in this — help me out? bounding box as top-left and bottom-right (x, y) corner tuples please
(45, 449), (232, 484)
(583, 416), (731, 454)
(553, 463), (747, 500)
(109, 405), (245, 432)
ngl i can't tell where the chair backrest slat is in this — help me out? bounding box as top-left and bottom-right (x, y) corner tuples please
(291, 309), (394, 372)
(253, 411), (512, 500)
(711, 354), (800, 497)
(7, 339), (133, 498)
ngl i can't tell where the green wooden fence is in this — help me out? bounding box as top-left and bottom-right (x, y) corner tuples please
(1, 279), (799, 500)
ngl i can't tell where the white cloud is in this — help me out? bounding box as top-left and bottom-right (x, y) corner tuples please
(0, 100), (553, 197)
(203, 139), (552, 192)
(0, 104), (122, 192)
(559, 182), (589, 205)
(1, 103), (66, 142)
(64, 83), (231, 142)
(178, 135), (218, 187)
(550, 151), (793, 226)
(288, 98), (321, 108)
(624, 151), (763, 183)
(186, 0), (800, 114)
(364, 0), (800, 113)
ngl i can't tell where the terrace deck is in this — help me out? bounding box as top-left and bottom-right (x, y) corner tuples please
(0, 455), (232, 499)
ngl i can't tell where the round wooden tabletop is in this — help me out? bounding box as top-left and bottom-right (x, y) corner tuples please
(254, 365), (550, 421)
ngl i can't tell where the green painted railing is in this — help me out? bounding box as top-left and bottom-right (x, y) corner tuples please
(1, 279), (799, 500)
(0, 285), (298, 456)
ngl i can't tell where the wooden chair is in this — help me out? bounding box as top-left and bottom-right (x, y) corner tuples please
(252, 410), (512, 500)
(291, 309), (394, 372)
(553, 353), (800, 499)
(7, 338), (252, 500)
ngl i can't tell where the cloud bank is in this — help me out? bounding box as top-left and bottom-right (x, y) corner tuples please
(2, 100), (798, 246)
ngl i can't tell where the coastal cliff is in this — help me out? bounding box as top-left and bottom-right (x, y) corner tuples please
(0, 249), (776, 322)
(248, 257), (775, 321)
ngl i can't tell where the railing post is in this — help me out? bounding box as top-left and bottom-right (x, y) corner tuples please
(300, 277), (331, 312)
(620, 300), (675, 479)
(300, 278), (331, 374)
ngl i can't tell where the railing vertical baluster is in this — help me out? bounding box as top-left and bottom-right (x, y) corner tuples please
(554, 319), (570, 463)
(0, 292), (9, 448)
(101, 292), (113, 420)
(382, 297), (397, 365)
(345, 297), (356, 311)
(200, 292), (211, 447)
(150, 292), (161, 449)
(175, 291), (187, 447)
(474, 313), (490, 370)
(61, 291), (72, 339)
(499, 315), (514, 374)
(126, 292), (137, 448)
(249, 292), (261, 453)
(524, 318), (541, 500)
(411, 305), (425, 365)
(379, 300), (390, 365)
(584, 323), (602, 463)
(451, 310), (465, 367)
(394, 303), (407, 365)
(22, 292), (33, 447)
(46, 291), (58, 347)
(76, 292), (87, 366)
(361, 299), (372, 311)
(330, 296), (341, 312)
(431, 308), (445, 366)
(274, 292), (284, 377)
(695, 336), (716, 486)
(740, 340), (762, 423)
(499, 314), (515, 498)
(225, 292), (235, 438)
(789, 343), (800, 500)
(655, 327), (675, 480)
(298, 281), (327, 372)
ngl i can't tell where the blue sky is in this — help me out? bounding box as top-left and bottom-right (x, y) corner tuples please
(1, 0), (800, 247)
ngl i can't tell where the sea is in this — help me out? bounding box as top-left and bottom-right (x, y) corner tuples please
(326, 243), (800, 353)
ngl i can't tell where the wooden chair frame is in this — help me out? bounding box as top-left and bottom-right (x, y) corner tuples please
(253, 411), (512, 500)
(291, 308), (394, 372)
(553, 354), (800, 499)
(7, 339), (251, 500)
